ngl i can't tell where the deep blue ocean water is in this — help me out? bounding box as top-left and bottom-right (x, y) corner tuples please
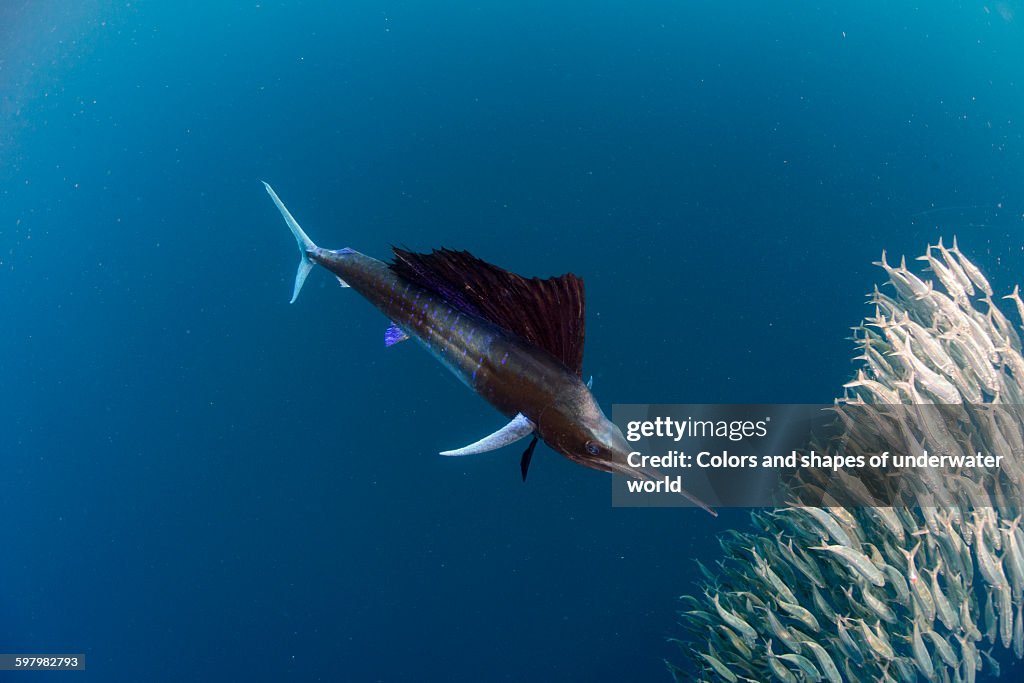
(1, 2), (1023, 681)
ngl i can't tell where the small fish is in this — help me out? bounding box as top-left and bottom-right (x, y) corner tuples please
(711, 593), (758, 648)
(777, 598), (821, 633)
(960, 595), (983, 643)
(698, 652), (738, 683)
(1002, 516), (1024, 598)
(1003, 284), (1024, 326)
(752, 551), (799, 605)
(799, 639), (842, 683)
(918, 245), (970, 305)
(765, 640), (799, 683)
(882, 564), (911, 606)
(810, 544), (886, 587)
(775, 653), (822, 682)
(909, 620), (934, 681)
(980, 647), (1001, 677)
(922, 628), (958, 670)
(784, 507), (853, 548)
(937, 236), (977, 298)
(950, 235), (993, 296)
(1015, 598), (1024, 660)
(760, 605), (802, 654)
(973, 515), (1008, 590)
(857, 619), (894, 660)
(834, 616), (865, 665)
(810, 584), (838, 623)
(926, 558), (959, 631)
(860, 583), (897, 625)
(997, 582), (1014, 649)
(716, 625), (753, 661)
(983, 588), (997, 645)
(955, 633), (978, 683)
(899, 541), (937, 623)
(870, 506), (906, 545)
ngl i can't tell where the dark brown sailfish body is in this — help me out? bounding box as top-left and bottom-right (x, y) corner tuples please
(264, 182), (712, 514)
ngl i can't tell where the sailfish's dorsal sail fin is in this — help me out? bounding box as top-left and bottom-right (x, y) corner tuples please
(390, 248), (587, 376)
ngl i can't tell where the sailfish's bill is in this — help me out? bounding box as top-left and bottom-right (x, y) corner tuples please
(264, 182), (714, 515)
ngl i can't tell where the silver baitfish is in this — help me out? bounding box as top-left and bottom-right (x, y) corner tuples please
(671, 240), (1024, 683)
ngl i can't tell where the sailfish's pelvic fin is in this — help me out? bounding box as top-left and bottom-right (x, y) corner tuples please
(384, 322), (410, 347)
(520, 436), (539, 481)
(264, 181), (334, 303)
(440, 413), (536, 456)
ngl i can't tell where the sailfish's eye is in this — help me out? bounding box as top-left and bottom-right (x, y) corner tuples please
(585, 441), (601, 456)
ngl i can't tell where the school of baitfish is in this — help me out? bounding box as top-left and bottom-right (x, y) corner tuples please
(672, 238), (1024, 682)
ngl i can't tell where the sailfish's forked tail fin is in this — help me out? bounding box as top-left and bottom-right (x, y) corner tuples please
(263, 181), (318, 303)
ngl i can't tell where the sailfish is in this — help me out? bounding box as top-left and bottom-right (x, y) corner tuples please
(264, 182), (713, 514)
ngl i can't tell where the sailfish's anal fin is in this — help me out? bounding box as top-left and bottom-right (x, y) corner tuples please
(440, 413), (535, 456)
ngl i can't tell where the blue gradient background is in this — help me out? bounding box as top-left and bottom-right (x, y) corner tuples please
(1, 2), (1023, 681)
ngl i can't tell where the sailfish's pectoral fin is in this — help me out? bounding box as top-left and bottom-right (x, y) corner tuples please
(440, 413), (536, 456)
